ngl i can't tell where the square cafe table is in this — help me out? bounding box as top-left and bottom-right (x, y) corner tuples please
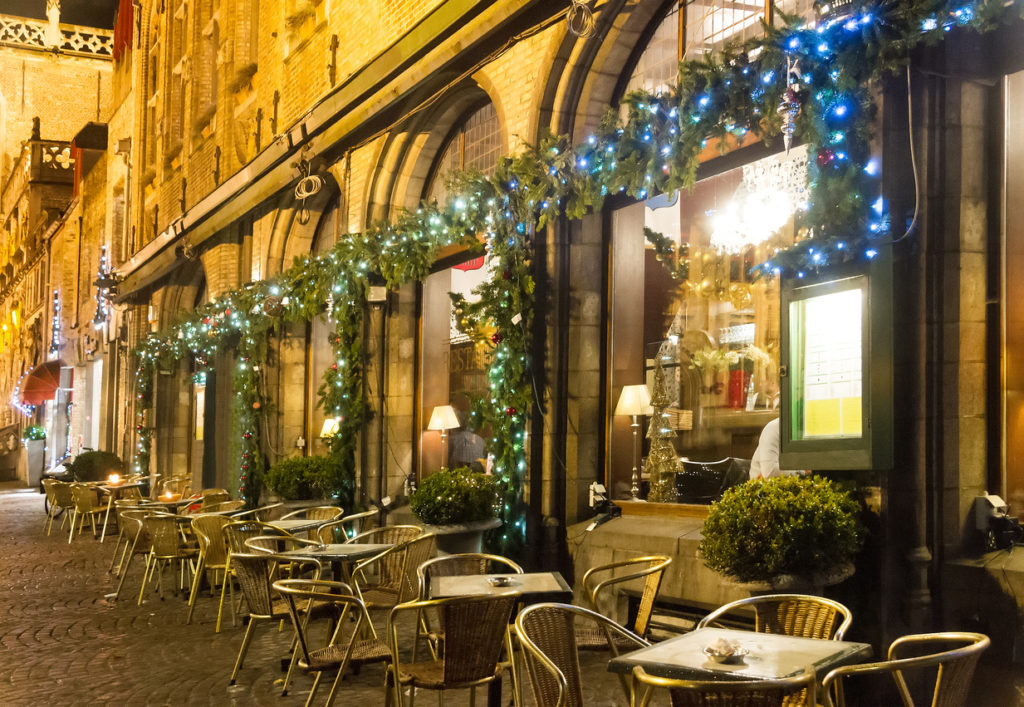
(278, 542), (393, 582)
(96, 481), (147, 542)
(430, 572), (572, 602)
(608, 627), (872, 683)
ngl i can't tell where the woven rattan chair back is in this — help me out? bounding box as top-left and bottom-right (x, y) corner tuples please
(200, 491), (231, 509)
(231, 552), (277, 618)
(697, 593), (853, 641)
(143, 514), (186, 558)
(42, 478), (58, 506)
(274, 578), (365, 664)
(203, 499), (245, 513)
(581, 555), (671, 638)
(349, 525), (424, 594)
(518, 603), (649, 707)
(51, 480), (75, 509)
(442, 593), (518, 683)
(223, 520), (284, 554)
(633, 665), (817, 707)
(201, 487), (229, 497)
(416, 552), (524, 599)
(280, 505), (343, 521)
(120, 509), (151, 544)
(160, 476), (189, 496)
(821, 631), (989, 707)
(191, 514), (232, 566)
(71, 483), (100, 513)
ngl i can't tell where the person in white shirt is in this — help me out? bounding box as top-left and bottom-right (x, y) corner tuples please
(749, 417), (805, 480)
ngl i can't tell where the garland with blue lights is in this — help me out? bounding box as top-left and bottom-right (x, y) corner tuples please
(131, 0), (1020, 552)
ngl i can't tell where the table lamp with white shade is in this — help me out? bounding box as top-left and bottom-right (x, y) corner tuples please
(427, 404), (460, 469)
(615, 384), (652, 499)
(320, 417), (341, 439)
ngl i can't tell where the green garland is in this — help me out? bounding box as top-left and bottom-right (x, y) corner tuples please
(131, 0), (1020, 550)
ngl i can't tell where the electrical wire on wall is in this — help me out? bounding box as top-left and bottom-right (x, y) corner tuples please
(889, 65), (920, 246)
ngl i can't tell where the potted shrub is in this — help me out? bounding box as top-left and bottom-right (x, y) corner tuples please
(264, 454), (354, 510)
(410, 466), (501, 554)
(22, 425), (46, 488)
(698, 475), (864, 594)
(65, 450), (124, 483)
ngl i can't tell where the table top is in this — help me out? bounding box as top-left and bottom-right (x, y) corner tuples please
(431, 572), (572, 600)
(270, 518), (328, 533)
(607, 627), (872, 682)
(97, 481), (146, 493)
(279, 543), (392, 562)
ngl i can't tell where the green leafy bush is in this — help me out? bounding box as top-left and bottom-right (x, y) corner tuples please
(698, 475), (864, 583)
(21, 425), (45, 441)
(410, 467), (498, 526)
(66, 451), (124, 482)
(264, 454), (353, 507)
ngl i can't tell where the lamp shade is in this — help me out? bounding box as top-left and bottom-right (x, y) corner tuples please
(319, 417), (340, 438)
(614, 384), (652, 416)
(427, 404), (460, 431)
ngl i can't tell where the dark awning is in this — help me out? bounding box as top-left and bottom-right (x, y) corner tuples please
(20, 360), (65, 406)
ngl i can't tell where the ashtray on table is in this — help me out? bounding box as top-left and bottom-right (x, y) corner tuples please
(488, 576), (513, 587)
(702, 639), (748, 664)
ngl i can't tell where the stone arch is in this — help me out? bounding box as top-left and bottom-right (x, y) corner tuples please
(151, 259), (206, 487)
(266, 172), (340, 276)
(538, 0), (675, 141)
(366, 79), (503, 220)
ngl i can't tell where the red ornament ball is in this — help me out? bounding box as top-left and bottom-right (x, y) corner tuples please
(203, 317), (210, 324)
(505, 407), (516, 416)
(816, 148), (836, 168)
(243, 432), (252, 439)
(252, 401), (261, 410)
(491, 332), (502, 344)
(502, 269), (512, 280)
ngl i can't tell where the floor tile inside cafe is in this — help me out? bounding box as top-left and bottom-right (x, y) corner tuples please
(0, 482), (637, 706)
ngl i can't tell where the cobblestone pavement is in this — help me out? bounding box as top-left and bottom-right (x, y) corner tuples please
(0, 483), (638, 706)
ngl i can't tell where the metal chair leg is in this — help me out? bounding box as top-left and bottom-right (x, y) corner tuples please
(186, 556), (206, 624)
(230, 619), (258, 685)
(137, 552), (154, 605)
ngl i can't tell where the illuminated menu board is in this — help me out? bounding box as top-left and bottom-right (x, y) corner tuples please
(788, 283), (865, 440)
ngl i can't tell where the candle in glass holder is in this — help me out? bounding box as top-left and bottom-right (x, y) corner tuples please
(107, 473), (121, 485)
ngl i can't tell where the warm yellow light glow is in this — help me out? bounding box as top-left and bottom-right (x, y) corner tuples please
(614, 384), (653, 416)
(427, 405), (460, 431)
(107, 473), (121, 485)
(711, 189), (793, 253)
(319, 417), (340, 438)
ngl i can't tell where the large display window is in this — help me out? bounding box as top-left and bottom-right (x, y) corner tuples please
(608, 147), (808, 500)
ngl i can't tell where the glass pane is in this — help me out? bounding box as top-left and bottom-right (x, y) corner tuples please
(426, 103), (501, 205)
(788, 285), (864, 440)
(609, 148), (807, 499)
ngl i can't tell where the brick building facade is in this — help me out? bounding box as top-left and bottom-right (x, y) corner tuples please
(3, 0), (1024, 690)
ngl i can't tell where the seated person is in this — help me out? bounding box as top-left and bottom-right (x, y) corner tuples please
(749, 417), (805, 480)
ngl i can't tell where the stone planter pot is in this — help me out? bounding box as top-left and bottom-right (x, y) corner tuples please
(725, 562), (856, 597)
(420, 517), (502, 555)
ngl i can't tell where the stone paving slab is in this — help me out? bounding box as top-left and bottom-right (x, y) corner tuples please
(0, 484), (639, 706)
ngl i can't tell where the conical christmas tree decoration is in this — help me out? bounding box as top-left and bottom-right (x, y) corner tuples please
(646, 357), (680, 503)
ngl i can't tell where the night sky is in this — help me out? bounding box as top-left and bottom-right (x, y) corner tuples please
(3, 0), (120, 30)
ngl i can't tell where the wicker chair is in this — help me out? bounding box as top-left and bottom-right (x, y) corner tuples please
(200, 490), (231, 510)
(576, 555), (672, 650)
(631, 665), (817, 707)
(112, 509), (154, 600)
(45, 479), (76, 535)
(347, 524), (422, 545)
(204, 499), (246, 513)
(186, 513), (234, 626)
(386, 592), (519, 707)
(228, 502), (283, 521)
(352, 532), (436, 625)
(67, 483), (105, 543)
(218, 520), (289, 632)
(137, 514), (199, 604)
(516, 602), (648, 707)
(696, 594), (853, 641)
(107, 497), (145, 573)
(227, 551), (322, 685)
(316, 509), (380, 545)
(821, 632), (990, 707)
(275, 578), (392, 704)
(414, 553), (524, 660)
(280, 505), (345, 521)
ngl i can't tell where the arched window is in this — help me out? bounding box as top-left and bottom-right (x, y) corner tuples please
(419, 100), (501, 473)
(605, 4), (813, 500)
(424, 102), (501, 205)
